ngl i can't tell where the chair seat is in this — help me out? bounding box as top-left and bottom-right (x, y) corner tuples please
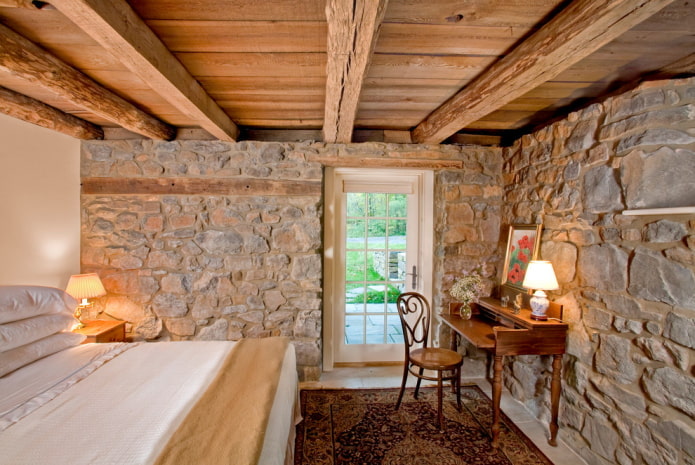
(410, 347), (462, 371)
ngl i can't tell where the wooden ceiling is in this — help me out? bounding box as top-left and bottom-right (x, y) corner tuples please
(0, 0), (692, 146)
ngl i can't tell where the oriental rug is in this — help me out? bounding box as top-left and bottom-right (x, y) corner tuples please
(294, 386), (555, 465)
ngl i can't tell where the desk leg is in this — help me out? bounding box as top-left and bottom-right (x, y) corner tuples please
(491, 354), (503, 448)
(450, 330), (459, 393)
(549, 354), (562, 446)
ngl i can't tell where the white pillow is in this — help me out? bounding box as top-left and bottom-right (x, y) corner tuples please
(0, 313), (78, 352)
(0, 286), (77, 324)
(0, 331), (86, 377)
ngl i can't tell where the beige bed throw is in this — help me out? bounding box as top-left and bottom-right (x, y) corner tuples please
(154, 336), (290, 465)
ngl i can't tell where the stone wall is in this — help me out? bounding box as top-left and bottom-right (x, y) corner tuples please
(501, 77), (695, 465)
(80, 140), (502, 380)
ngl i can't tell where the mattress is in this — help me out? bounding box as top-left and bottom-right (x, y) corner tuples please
(0, 340), (298, 465)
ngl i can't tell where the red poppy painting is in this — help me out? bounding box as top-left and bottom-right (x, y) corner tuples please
(502, 224), (542, 291)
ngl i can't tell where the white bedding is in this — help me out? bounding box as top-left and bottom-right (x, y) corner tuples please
(0, 340), (298, 465)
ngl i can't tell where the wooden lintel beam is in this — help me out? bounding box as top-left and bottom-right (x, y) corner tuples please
(51, 0), (239, 142)
(308, 155), (463, 169)
(82, 177), (322, 196)
(0, 86), (103, 139)
(411, 0), (676, 144)
(323, 0), (388, 143)
(0, 23), (175, 140)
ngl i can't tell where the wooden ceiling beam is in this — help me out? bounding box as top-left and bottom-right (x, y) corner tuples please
(0, 85), (103, 139)
(0, 23), (175, 140)
(50, 0), (239, 141)
(0, 0), (38, 7)
(323, 0), (388, 143)
(411, 0), (677, 144)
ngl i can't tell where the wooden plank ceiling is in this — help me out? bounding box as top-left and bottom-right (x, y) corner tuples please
(0, 0), (692, 146)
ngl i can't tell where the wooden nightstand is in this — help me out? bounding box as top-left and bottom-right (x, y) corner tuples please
(74, 320), (126, 343)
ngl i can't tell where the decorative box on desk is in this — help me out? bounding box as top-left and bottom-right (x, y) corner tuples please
(74, 320), (126, 343)
(440, 297), (567, 448)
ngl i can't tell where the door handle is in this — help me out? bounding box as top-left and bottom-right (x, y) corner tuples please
(406, 265), (417, 288)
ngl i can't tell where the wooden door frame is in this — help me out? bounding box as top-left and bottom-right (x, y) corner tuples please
(322, 167), (434, 371)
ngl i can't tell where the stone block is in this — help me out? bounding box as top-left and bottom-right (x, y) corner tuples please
(567, 119), (598, 152)
(134, 316), (162, 340)
(583, 165), (623, 213)
(196, 319), (229, 340)
(578, 244), (628, 292)
(606, 89), (667, 123)
(619, 145), (677, 202)
(165, 317), (196, 336)
(628, 249), (695, 309)
(194, 230), (243, 254)
(540, 241), (577, 283)
(271, 222), (321, 253)
(601, 105), (694, 141)
(263, 290), (286, 311)
(161, 273), (190, 294)
(642, 367), (695, 417)
(147, 250), (183, 269)
(446, 203), (474, 224)
(103, 295), (147, 323)
(601, 294), (643, 319)
(595, 334), (637, 384)
(663, 311), (695, 349)
(644, 220), (687, 243)
(617, 129), (695, 154)
(290, 255), (322, 280)
(581, 412), (620, 461)
(151, 293), (188, 318)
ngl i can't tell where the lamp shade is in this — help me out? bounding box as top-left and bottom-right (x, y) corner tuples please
(522, 260), (559, 291)
(66, 273), (106, 300)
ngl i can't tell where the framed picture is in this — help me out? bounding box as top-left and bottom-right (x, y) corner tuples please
(502, 224), (542, 291)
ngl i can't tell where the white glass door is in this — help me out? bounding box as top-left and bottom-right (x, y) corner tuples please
(324, 168), (433, 366)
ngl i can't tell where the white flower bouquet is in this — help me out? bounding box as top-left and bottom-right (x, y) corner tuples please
(449, 274), (483, 319)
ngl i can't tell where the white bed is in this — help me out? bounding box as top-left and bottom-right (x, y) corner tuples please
(0, 286), (299, 465)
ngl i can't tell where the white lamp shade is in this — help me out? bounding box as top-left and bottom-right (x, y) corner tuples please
(66, 273), (107, 300)
(522, 260), (559, 291)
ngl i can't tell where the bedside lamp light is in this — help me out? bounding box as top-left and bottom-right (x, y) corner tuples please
(66, 273), (106, 328)
(522, 260), (559, 321)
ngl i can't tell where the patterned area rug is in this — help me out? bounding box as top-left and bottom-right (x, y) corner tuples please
(295, 386), (555, 465)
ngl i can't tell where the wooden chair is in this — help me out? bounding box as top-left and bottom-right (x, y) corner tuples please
(395, 291), (463, 430)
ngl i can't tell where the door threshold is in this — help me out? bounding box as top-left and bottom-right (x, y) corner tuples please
(334, 361), (403, 368)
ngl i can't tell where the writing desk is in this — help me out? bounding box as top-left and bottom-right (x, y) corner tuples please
(440, 297), (567, 448)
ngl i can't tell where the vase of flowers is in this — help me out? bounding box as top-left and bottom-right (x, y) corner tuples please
(449, 274), (483, 320)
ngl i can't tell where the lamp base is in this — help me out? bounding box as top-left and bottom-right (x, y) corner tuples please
(529, 290), (549, 320)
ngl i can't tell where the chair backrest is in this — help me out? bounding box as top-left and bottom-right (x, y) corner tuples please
(396, 292), (431, 354)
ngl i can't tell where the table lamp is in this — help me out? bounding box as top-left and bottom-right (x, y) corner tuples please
(66, 273), (106, 328)
(522, 260), (559, 320)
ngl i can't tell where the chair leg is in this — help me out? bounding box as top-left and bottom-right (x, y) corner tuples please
(414, 367), (424, 399)
(396, 361), (409, 410)
(437, 369), (444, 431)
(455, 366), (462, 411)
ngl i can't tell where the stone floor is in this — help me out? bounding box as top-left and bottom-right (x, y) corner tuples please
(300, 365), (587, 465)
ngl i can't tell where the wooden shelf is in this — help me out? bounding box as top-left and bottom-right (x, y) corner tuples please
(623, 207), (695, 216)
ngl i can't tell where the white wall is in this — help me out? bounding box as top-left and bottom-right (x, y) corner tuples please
(0, 113), (81, 288)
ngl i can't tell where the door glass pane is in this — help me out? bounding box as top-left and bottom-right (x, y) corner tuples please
(368, 193), (387, 217)
(345, 251), (365, 281)
(387, 315), (403, 343)
(388, 193), (407, 217)
(344, 192), (407, 345)
(346, 219), (365, 250)
(345, 315), (364, 344)
(347, 193), (366, 217)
